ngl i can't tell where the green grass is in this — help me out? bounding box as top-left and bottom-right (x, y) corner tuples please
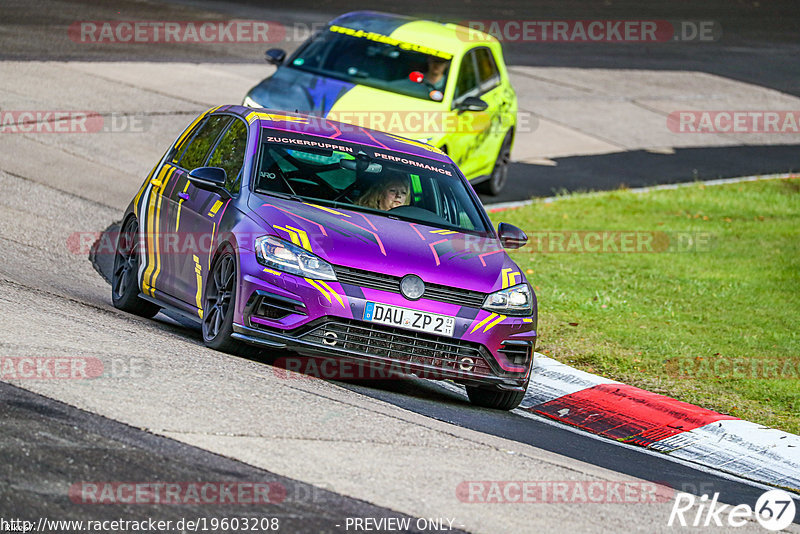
(492, 178), (800, 434)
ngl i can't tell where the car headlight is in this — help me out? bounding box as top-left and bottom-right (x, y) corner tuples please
(243, 95), (261, 108)
(482, 283), (533, 316)
(255, 236), (336, 281)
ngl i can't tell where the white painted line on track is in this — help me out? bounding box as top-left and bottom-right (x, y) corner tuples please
(485, 172), (799, 212)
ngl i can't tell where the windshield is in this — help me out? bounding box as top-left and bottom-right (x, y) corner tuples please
(253, 132), (489, 234)
(287, 26), (453, 102)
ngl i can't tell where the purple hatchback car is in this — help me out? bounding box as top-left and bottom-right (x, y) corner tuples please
(112, 105), (536, 409)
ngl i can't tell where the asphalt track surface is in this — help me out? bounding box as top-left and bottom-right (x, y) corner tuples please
(2, 1), (800, 532)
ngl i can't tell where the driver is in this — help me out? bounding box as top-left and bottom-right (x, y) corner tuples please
(355, 174), (410, 211)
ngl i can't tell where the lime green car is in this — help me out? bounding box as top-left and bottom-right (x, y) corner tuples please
(243, 11), (518, 195)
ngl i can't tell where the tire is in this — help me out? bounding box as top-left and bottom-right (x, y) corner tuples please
(465, 383), (526, 411)
(477, 131), (512, 196)
(201, 249), (241, 352)
(111, 217), (160, 318)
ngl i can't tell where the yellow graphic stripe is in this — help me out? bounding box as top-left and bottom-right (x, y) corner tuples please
(246, 111), (309, 124)
(305, 278), (331, 302)
(501, 268), (511, 289)
(430, 229), (457, 235)
(285, 225), (311, 251)
(207, 199), (224, 218)
(142, 164), (171, 295)
(194, 255), (203, 318)
(501, 268), (521, 289)
(133, 164), (158, 210)
(303, 202), (351, 217)
(483, 314), (506, 333)
(150, 166), (176, 293)
(317, 280), (345, 308)
(273, 225), (313, 251)
(263, 267), (282, 276)
(175, 180), (190, 232)
(470, 312), (497, 334)
(208, 221), (217, 270)
(523, 318), (533, 323)
(274, 225), (301, 247)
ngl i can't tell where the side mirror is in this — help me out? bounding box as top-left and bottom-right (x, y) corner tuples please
(265, 48), (286, 65)
(498, 222), (527, 249)
(188, 167), (227, 191)
(455, 96), (489, 114)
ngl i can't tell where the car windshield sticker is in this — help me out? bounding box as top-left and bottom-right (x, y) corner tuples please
(370, 150), (452, 176)
(263, 134), (355, 154)
(328, 25), (454, 61)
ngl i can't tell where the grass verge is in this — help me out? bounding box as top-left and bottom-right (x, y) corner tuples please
(492, 178), (800, 434)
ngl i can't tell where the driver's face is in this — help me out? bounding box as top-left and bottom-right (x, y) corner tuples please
(379, 183), (409, 210)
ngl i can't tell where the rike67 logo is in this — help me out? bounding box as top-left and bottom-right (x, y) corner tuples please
(669, 489), (797, 531)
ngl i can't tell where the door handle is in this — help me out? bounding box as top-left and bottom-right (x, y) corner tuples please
(178, 192), (190, 200)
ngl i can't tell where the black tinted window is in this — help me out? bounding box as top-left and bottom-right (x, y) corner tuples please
(253, 133), (489, 234)
(179, 116), (231, 171)
(289, 28), (453, 101)
(475, 48), (500, 91)
(208, 119), (247, 195)
(455, 52), (478, 101)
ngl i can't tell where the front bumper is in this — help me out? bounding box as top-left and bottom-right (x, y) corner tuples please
(231, 319), (531, 390)
(234, 264), (536, 391)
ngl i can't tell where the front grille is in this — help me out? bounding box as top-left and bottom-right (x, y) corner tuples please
(300, 319), (492, 376)
(334, 265), (486, 309)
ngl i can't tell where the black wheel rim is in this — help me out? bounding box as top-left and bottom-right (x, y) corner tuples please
(112, 218), (139, 300)
(203, 254), (235, 340)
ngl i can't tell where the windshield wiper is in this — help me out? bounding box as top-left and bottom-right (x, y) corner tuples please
(256, 190), (304, 202)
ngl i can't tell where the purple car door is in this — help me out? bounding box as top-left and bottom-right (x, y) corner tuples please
(167, 116), (248, 314)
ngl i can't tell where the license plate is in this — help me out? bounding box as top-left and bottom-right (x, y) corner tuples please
(363, 302), (455, 337)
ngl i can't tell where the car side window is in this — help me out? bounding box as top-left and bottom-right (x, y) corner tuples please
(207, 118), (247, 195)
(178, 116), (232, 171)
(454, 51), (479, 102)
(169, 124), (199, 165)
(475, 48), (501, 92)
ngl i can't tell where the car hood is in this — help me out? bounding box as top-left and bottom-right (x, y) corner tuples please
(247, 194), (515, 294)
(246, 66), (446, 139)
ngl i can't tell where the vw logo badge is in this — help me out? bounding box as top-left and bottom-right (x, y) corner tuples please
(400, 274), (425, 300)
(322, 331), (338, 346)
(459, 357), (475, 371)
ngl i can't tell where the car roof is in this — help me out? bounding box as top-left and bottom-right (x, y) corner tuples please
(328, 10), (499, 56)
(217, 105), (452, 163)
